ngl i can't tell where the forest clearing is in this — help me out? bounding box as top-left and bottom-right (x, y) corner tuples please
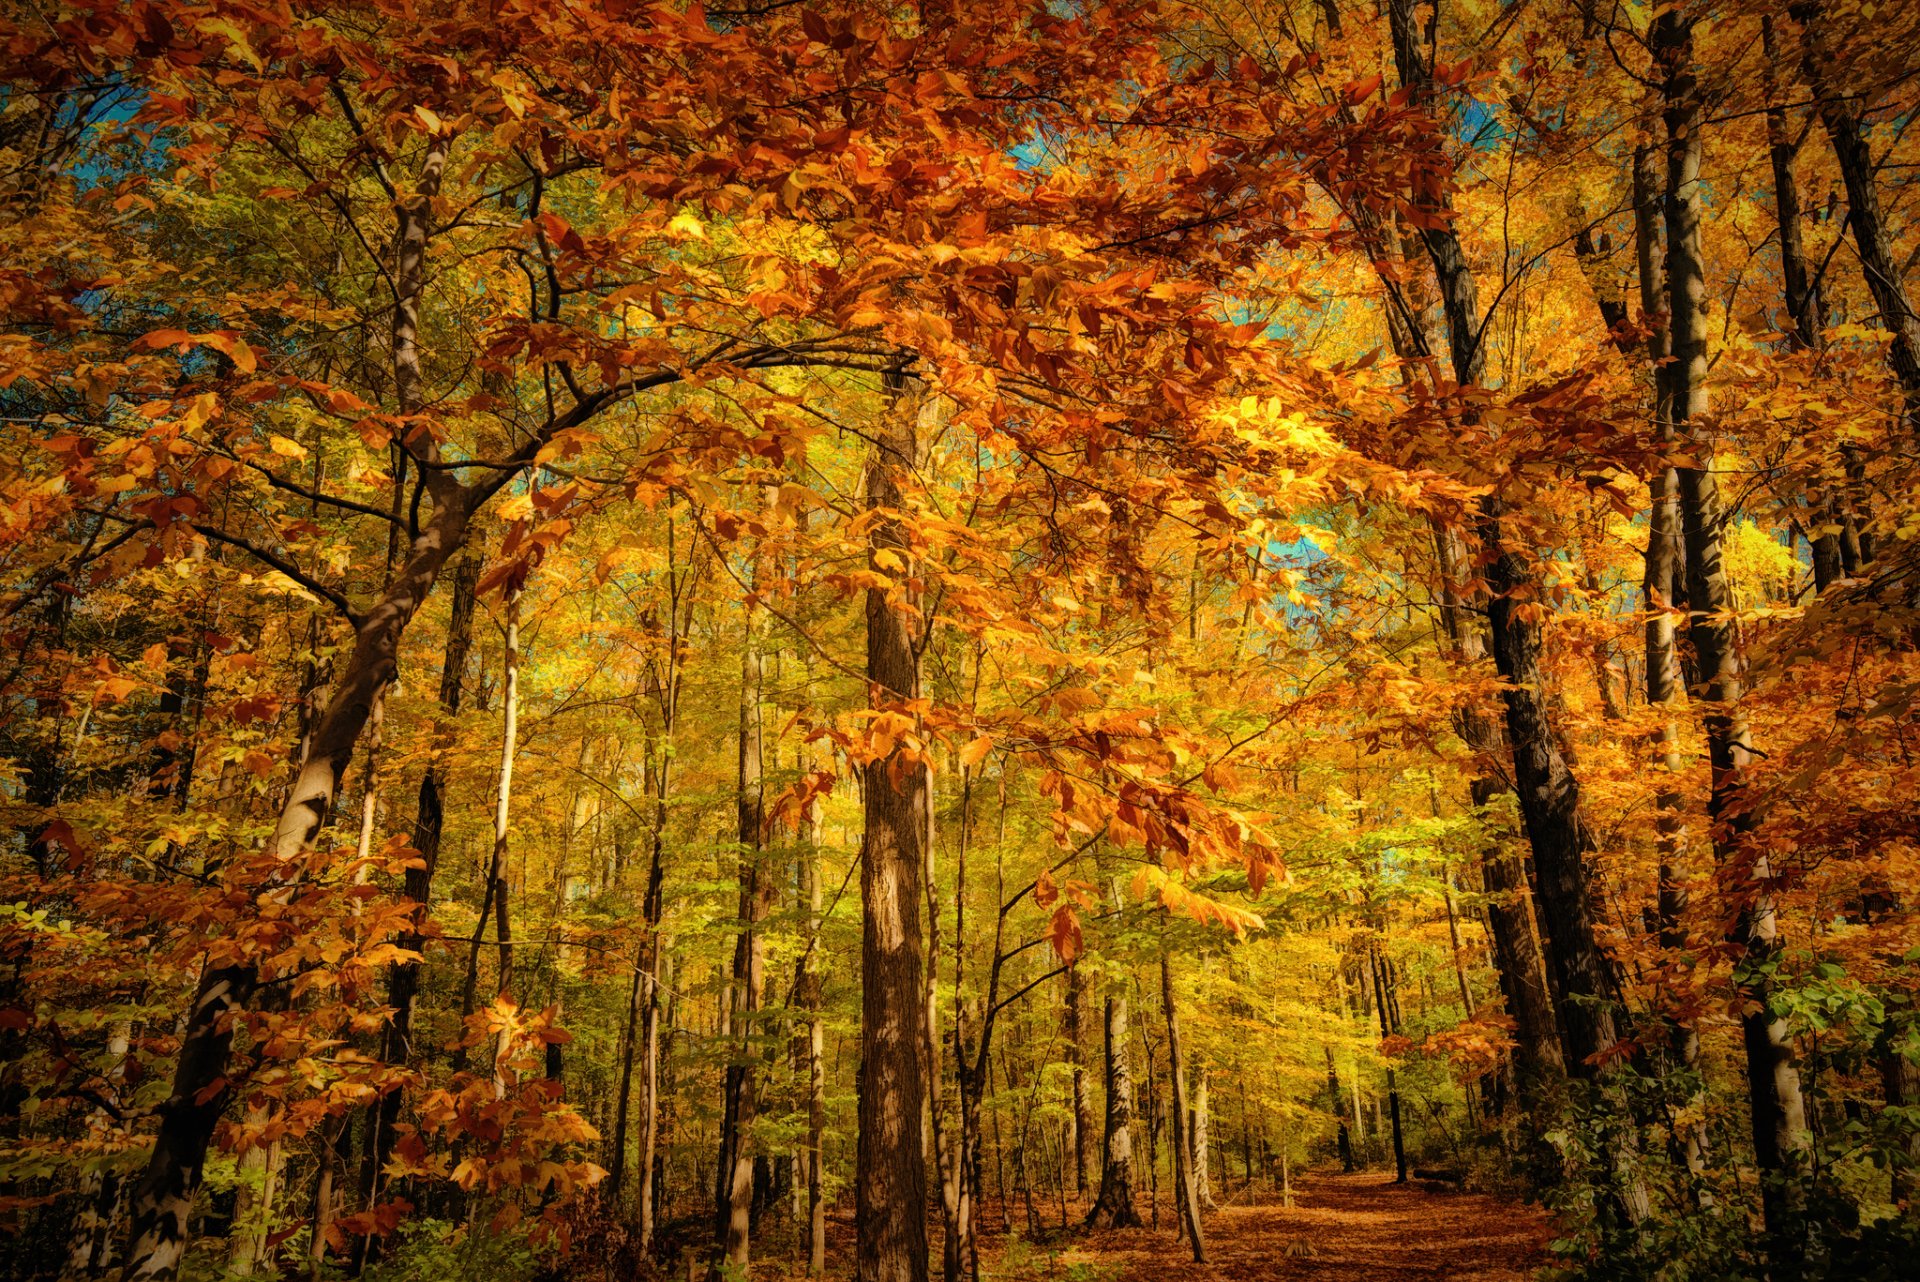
(2, 1), (1918, 1281)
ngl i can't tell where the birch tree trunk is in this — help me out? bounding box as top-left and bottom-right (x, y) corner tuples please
(1085, 992), (1141, 1228)
(457, 582), (523, 1082)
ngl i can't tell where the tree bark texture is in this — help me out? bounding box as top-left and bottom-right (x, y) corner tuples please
(1658, 10), (1811, 1243)
(856, 375), (931, 1282)
(1085, 993), (1140, 1228)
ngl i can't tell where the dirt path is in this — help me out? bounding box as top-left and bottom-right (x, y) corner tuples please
(1062, 1173), (1550, 1282)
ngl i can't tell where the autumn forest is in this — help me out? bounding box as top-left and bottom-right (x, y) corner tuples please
(1, 2), (1917, 1281)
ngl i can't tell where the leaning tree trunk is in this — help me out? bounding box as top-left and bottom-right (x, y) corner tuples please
(1431, 520), (1564, 1093)
(1793, 0), (1920, 438)
(116, 483), (477, 1282)
(1386, 0), (1625, 1079)
(117, 130), (463, 1282)
(1657, 10), (1811, 1247)
(1762, 15), (1864, 584)
(1085, 992), (1141, 1228)
(855, 373), (931, 1282)
(1386, 0), (1650, 1225)
(1160, 949), (1204, 1263)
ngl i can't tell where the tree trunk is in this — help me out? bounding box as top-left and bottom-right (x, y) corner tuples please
(1325, 1046), (1354, 1173)
(940, 751), (980, 1282)
(1385, 0), (1632, 1095)
(226, 1105), (282, 1276)
(1762, 16), (1863, 586)
(117, 136), (467, 1282)
(67, 1022), (132, 1279)
(607, 929), (647, 1209)
(803, 816), (827, 1275)
(1159, 949), (1204, 1263)
(1370, 946), (1409, 1184)
(1085, 993), (1141, 1228)
(1658, 9), (1811, 1246)
(1880, 1025), (1920, 1208)
(856, 374), (931, 1282)
(1793, 0), (1920, 438)
(1191, 1070), (1214, 1209)
(713, 588), (768, 1277)
(355, 551), (479, 1271)
(1428, 497), (1562, 1093)
(457, 583), (522, 1081)
(118, 491), (478, 1282)
(622, 514), (690, 1250)
(1066, 962), (1092, 1197)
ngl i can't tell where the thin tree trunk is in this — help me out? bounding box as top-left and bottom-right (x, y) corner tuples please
(941, 745), (980, 1282)
(355, 551), (479, 1271)
(1441, 868), (1475, 1018)
(1066, 962), (1092, 1197)
(1793, 0), (1920, 439)
(803, 813), (827, 1275)
(1370, 945), (1409, 1184)
(1763, 16), (1861, 586)
(607, 929), (647, 1208)
(457, 583), (522, 1080)
(226, 1106), (282, 1276)
(1325, 1045), (1354, 1172)
(630, 513), (690, 1250)
(713, 585), (767, 1277)
(1160, 948), (1204, 1263)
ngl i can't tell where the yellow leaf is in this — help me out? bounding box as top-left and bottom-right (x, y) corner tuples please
(268, 434), (307, 460)
(959, 735), (993, 769)
(199, 331), (258, 374)
(195, 17), (263, 71)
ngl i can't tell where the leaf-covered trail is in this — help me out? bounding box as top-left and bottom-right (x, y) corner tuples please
(1067, 1173), (1550, 1282)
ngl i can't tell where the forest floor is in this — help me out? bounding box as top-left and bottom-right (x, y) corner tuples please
(1034, 1172), (1551, 1282)
(788, 1170), (1550, 1280)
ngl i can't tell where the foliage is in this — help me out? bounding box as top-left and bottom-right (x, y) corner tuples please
(0, 1), (1917, 1281)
